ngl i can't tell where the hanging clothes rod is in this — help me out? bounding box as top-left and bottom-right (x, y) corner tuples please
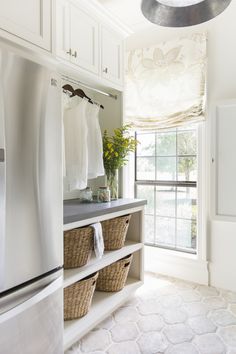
(62, 75), (118, 100)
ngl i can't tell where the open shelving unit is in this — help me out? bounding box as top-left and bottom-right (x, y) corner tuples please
(63, 200), (145, 351)
(64, 278), (142, 350)
(64, 240), (142, 288)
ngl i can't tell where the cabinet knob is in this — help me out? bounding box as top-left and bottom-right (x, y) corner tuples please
(103, 67), (108, 74)
(72, 50), (78, 58)
(66, 48), (72, 55)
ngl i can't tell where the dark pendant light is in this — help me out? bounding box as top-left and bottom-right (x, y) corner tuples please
(141, 0), (232, 27)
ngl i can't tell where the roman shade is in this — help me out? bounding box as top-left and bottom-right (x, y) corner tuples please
(125, 33), (207, 130)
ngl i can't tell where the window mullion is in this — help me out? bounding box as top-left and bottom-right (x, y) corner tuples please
(154, 185), (157, 245)
(135, 180), (197, 188)
(175, 129), (178, 250)
(155, 131), (157, 180)
(154, 132), (157, 244)
(175, 186), (177, 251)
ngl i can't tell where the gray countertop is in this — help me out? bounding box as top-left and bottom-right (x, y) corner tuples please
(63, 198), (147, 225)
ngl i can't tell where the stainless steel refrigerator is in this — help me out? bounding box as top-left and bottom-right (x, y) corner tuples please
(0, 41), (63, 353)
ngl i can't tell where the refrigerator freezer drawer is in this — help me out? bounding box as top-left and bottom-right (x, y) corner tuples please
(0, 276), (63, 354)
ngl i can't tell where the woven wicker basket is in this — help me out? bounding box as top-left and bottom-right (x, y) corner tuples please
(96, 254), (133, 292)
(64, 272), (98, 320)
(101, 214), (131, 250)
(64, 226), (94, 269)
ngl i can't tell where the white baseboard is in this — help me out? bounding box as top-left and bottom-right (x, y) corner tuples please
(209, 262), (236, 292)
(145, 245), (209, 285)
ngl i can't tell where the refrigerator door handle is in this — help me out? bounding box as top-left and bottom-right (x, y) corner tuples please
(0, 148), (4, 162)
(0, 154), (6, 289)
(0, 276), (63, 324)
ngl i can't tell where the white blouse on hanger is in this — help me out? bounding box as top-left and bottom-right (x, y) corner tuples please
(63, 96), (88, 191)
(86, 103), (105, 179)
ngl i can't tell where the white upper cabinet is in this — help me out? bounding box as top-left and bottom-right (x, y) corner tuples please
(101, 27), (123, 86)
(56, 0), (99, 75)
(70, 4), (99, 74)
(0, 0), (128, 88)
(0, 0), (51, 50)
(56, 0), (127, 88)
(56, 0), (70, 60)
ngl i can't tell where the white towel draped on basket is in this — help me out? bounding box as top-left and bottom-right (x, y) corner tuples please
(91, 222), (104, 259)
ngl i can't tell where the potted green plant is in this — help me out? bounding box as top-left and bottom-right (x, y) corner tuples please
(103, 125), (138, 199)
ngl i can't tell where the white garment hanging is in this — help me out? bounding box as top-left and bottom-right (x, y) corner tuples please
(63, 96), (88, 190)
(86, 103), (105, 179)
(91, 222), (104, 259)
(62, 93), (71, 178)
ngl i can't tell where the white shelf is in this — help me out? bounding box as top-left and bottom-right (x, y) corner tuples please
(63, 241), (143, 288)
(64, 277), (143, 351)
(63, 207), (144, 350)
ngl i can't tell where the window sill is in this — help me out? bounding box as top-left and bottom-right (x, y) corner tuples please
(145, 244), (198, 261)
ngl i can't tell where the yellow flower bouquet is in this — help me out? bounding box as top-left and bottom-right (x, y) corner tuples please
(103, 125), (138, 199)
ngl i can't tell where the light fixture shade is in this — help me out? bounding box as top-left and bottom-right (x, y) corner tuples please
(141, 0), (232, 27)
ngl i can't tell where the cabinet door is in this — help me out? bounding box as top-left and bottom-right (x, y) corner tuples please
(70, 4), (99, 74)
(0, 0), (51, 50)
(56, 0), (71, 60)
(101, 27), (123, 86)
(215, 101), (236, 218)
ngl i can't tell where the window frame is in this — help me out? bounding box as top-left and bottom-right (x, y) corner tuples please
(134, 127), (198, 255)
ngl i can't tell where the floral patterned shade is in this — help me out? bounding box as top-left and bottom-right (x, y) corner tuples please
(125, 33), (207, 130)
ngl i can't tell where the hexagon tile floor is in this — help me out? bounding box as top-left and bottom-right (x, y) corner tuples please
(66, 273), (236, 354)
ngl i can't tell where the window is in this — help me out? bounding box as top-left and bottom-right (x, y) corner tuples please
(135, 127), (197, 254)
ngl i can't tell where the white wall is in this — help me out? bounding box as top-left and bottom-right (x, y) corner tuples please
(126, 0), (236, 291)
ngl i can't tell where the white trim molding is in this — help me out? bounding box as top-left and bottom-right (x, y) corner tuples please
(145, 245), (209, 285)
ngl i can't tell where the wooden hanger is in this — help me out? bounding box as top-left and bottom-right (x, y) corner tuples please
(98, 103), (104, 110)
(62, 84), (74, 95)
(62, 84), (104, 110)
(74, 88), (104, 110)
(73, 88), (92, 102)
